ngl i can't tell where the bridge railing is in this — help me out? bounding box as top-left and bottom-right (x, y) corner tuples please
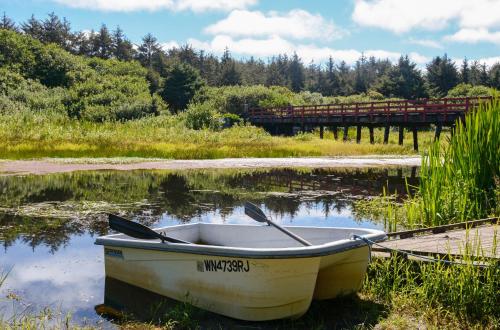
(248, 96), (492, 120)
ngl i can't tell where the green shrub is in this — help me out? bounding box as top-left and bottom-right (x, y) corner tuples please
(447, 83), (493, 98)
(183, 102), (222, 130)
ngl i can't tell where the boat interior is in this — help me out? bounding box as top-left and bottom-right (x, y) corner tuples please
(105, 223), (381, 248)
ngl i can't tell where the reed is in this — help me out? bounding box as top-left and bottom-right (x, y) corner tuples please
(412, 94), (499, 227)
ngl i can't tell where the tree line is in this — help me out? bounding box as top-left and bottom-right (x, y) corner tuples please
(1, 11), (499, 107)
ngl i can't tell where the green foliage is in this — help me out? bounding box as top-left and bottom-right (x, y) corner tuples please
(426, 54), (460, 97)
(365, 255), (500, 324)
(415, 97), (499, 225)
(160, 62), (205, 112)
(447, 83), (492, 97)
(375, 56), (427, 99)
(182, 102), (222, 130)
(0, 30), (160, 121)
(0, 68), (66, 114)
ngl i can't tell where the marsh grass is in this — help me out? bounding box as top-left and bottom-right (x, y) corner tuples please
(363, 253), (500, 328)
(0, 112), (433, 159)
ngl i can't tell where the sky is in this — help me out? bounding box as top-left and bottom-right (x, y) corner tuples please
(2, 0), (500, 67)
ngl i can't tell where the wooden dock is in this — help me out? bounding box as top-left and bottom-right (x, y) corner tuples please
(372, 218), (499, 260)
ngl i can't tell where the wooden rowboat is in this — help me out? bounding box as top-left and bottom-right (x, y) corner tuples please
(95, 221), (386, 321)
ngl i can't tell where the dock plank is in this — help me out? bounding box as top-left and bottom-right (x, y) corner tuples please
(373, 224), (499, 259)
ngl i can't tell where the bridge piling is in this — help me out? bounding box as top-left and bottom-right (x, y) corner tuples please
(343, 126), (349, 141)
(356, 126), (362, 143)
(412, 127), (419, 151)
(383, 125), (390, 144)
(319, 126), (324, 139)
(434, 124), (442, 141)
(398, 126), (404, 145)
(331, 126), (338, 140)
(369, 126), (374, 144)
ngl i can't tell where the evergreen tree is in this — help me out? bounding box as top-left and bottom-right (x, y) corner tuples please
(95, 24), (113, 59)
(479, 63), (489, 86)
(288, 53), (305, 93)
(426, 54), (459, 97)
(137, 33), (161, 68)
(218, 48), (241, 86)
(460, 58), (470, 84)
(337, 61), (353, 95)
(489, 63), (500, 89)
(112, 26), (135, 61)
(1, 12), (18, 31)
(73, 30), (92, 56)
(469, 60), (482, 85)
(40, 12), (70, 48)
(321, 56), (340, 96)
(376, 55), (427, 99)
(265, 58), (286, 86)
(21, 15), (43, 40)
(160, 62), (205, 112)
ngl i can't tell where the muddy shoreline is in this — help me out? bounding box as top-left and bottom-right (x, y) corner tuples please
(0, 156), (421, 175)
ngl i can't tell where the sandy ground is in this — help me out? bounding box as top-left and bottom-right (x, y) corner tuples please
(0, 156), (421, 175)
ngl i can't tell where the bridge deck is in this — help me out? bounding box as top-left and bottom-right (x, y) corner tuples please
(248, 96), (492, 126)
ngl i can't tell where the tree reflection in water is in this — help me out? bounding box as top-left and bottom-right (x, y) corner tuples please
(0, 167), (418, 251)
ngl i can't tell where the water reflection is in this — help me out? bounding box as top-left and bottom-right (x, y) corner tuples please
(0, 167), (418, 326)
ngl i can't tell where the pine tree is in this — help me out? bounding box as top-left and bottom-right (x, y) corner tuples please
(489, 63), (500, 89)
(1, 12), (18, 31)
(218, 48), (241, 86)
(460, 58), (470, 84)
(425, 54), (459, 97)
(288, 53), (305, 92)
(21, 15), (43, 40)
(376, 55), (427, 99)
(321, 57), (340, 96)
(112, 26), (135, 61)
(160, 62), (205, 112)
(137, 33), (161, 68)
(95, 24), (113, 59)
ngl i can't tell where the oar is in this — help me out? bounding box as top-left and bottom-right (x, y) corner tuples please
(244, 202), (312, 246)
(108, 214), (190, 244)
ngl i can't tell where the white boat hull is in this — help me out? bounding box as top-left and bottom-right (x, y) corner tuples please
(97, 223), (384, 321)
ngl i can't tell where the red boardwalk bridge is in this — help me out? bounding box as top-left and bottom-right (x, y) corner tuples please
(247, 96), (492, 150)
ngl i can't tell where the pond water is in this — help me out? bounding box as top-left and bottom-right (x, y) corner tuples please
(0, 167), (418, 327)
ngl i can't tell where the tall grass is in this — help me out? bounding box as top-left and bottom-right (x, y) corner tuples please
(355, 95), (499, 229)
(0, 112), (427, 159)
(416, 95), (499, 226)
(363, 254), (500, 327)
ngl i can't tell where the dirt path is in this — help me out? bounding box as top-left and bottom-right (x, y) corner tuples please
(0, 157), (421, 175)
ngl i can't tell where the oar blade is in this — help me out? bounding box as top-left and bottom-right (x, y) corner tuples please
(109, 214), (164, 241)
(244, 202), (268, 223)
(108, 214), (191, 244)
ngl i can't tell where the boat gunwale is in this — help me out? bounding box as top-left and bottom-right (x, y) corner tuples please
(95, 223), (386, 259)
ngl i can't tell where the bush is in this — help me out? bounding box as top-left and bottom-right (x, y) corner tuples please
(0, 68), (66, 114)
(183, 102), (222, 130)
(447, 83), (493, 98)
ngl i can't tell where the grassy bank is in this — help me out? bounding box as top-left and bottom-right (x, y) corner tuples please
(357, 96), (500, 329)
(0, 113), (436, 159)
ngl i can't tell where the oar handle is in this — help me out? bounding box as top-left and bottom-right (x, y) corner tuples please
(268, 221), (312, 246)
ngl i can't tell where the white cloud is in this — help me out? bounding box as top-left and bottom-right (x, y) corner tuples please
(445, 28), (500, 45)
(161, 40), (180, 51)
(352, 0), (500, 33)
(52, 0), (257, 12)
(407, 38), (443, 49)
(477, 56), (500, 67)
(186, 35), (429, 65)
(205, 9), (345, 40)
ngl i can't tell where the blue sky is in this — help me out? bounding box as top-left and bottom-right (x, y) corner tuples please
(2, 0), (500, 66)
